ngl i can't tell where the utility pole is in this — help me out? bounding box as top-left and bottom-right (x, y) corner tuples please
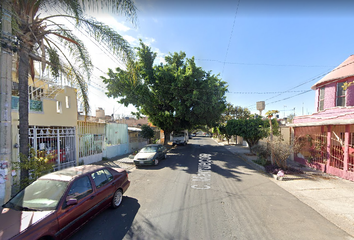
(0, 0), (13, 205)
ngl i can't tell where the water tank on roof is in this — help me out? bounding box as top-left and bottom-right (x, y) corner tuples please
(96, 108), (105, 119)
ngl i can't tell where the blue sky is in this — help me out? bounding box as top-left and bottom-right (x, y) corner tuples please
(87, 0), (354, 118)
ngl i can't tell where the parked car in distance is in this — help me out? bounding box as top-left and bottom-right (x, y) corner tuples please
(0, 165), (130, 240)
(134, 144), (167, 167)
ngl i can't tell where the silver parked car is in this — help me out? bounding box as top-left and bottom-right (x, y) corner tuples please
(133, 144), (167, 167)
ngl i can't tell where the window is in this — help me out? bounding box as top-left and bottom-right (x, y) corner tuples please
(103, 169), (113, 181)
(91, 169), (112, 189)
(57, 101), (62, 113)
(336, 82), (346, 107)
(67, 176), (93, 201)
(318, 87), (325, 111)
(66, 96), (70, 108)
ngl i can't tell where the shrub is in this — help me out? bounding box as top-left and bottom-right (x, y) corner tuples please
(269, 138), (293, 170)
(251, 144), (271, 160)
(12, 148), (55, 190)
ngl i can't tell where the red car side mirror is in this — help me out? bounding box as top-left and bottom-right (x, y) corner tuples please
(66, 198), (78, 206)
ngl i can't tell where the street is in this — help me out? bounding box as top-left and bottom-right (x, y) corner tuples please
(69, 137), (352, 240)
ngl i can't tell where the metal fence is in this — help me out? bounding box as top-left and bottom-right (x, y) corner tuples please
(329, 125), (345, 170)
(77, 121), (105, 158)
(28, 126), (76, 170)
(294, 126), (327, 164)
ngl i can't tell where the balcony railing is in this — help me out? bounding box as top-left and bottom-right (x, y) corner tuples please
(11, 96), (43, 112)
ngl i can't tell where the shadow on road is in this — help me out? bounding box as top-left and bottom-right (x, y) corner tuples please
(68, 197), (140, 240)
(157, 140), (256, 181)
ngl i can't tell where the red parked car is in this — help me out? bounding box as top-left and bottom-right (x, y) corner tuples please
(0, 165), (130, 240)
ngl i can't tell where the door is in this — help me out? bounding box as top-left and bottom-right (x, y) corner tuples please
(56, 175), (95, 238)
(90, 169), (116, 208)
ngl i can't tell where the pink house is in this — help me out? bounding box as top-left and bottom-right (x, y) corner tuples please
(291, 55), (354, 181)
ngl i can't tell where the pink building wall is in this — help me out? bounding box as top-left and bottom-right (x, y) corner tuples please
(346, 77), (354, 106)
(314, 76), (354, 112)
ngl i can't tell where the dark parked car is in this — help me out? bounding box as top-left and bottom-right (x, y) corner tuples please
(0, 165), (130, 240)
(134, 144), (167, 166)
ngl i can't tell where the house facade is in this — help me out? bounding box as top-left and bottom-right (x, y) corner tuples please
(291, 55), (354, 181)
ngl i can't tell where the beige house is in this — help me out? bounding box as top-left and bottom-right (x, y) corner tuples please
(2, 62), (78, 203)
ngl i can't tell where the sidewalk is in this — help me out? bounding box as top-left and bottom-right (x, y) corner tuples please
(94, 153), (136, 171)
(218, 140), (354, 238)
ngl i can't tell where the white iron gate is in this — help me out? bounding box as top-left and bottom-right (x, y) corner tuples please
(28, 126), (76, 170)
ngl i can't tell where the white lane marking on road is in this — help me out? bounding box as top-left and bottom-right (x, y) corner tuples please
(191, 153), (212, 190)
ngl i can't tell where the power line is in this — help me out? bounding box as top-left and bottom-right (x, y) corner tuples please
(227, 90), (308, 94)
(246, 60), (354, 109)
(196, 58), (334, 68)
(222, 0), (241, 77)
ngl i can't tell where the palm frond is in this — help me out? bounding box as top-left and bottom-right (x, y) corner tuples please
(44, 38), (90, 115)
(52, 29), (93, 80)
(76, 16), (134, 63)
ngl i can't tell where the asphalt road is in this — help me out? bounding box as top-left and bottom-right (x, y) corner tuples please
(69, 136), (353, 240)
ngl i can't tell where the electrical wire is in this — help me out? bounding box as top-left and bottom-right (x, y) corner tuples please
(246, 60), (354, 109)
(197, 58), (334, 68)
(222, 0), (241, 77)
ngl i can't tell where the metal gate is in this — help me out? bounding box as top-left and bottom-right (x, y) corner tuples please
(329, 126), (345, 170)
(28, 126), (76, 170)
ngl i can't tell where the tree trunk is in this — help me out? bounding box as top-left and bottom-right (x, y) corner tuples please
(18, 45), (30, 181)
(163, 130), (171, 145)
(269, 118), (274, 165)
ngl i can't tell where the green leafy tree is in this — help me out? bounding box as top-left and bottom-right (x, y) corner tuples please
(266, 110), (279, 164)
(226, 116), (279, 152)
(102, 41), (228, 144)
(218, 125), (232, 144)
(5, 0), (137, 181)
(217, 103), (250, 141)
(141, 124), (154, 144)
(221, 103), (250, 123)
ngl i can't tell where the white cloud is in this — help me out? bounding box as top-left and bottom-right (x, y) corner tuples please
(143, 37), (156, 46)
(152, 47), (166, 65)
(123, 35), (138, 45)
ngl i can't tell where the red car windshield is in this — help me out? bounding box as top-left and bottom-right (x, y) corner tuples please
(3, 179), (69, 211)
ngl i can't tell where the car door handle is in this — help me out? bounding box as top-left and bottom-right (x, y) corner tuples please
(90, 195), (96, 200)
(111, 182), (116, 186)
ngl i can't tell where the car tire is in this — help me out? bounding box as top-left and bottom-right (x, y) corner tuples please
(154, 159), (159, 165)
(112, 189), (123, 209)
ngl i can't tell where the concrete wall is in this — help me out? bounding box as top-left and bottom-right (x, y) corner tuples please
(129, 141), (148, 153)
(259, 126), (291, 145)
(11, 86), (78, 127)
(103, 143), (129, 159)
(80, 153), (103, 165)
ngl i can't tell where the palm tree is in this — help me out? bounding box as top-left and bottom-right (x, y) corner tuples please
(7, 0), (137, 180)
